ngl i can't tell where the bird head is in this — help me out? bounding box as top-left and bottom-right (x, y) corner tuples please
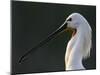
(65, 13), (89, 30)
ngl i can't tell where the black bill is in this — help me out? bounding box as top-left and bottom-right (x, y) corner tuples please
(19, 21), (67, 64)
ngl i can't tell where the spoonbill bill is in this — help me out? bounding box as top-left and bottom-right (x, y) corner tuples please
(19, 13), (92, 70)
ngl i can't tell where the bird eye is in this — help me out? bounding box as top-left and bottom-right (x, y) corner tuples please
(67, 18), (72, 21)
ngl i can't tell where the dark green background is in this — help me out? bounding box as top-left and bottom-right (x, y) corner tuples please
(12, 1), (96, 74)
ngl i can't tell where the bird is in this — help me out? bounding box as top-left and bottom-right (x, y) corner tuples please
(64, 13), (92, 70)
(19, 13), (92, 71)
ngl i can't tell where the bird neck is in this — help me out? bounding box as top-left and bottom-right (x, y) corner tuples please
(65, 27), (85, 70)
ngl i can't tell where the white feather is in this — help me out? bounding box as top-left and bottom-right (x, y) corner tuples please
(65, 13), (92, 70)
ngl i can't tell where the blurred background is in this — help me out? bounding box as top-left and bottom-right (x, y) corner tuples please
(12, 1), (96, 74)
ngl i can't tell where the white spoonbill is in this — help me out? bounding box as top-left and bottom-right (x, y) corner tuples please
(19, 13), (92, 70)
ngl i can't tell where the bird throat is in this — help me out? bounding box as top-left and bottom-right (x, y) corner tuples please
(72, 29), (77, 37)
(66, 28), (77, 37)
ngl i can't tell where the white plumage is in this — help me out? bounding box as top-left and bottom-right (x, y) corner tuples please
(64, 13), (92, 70)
